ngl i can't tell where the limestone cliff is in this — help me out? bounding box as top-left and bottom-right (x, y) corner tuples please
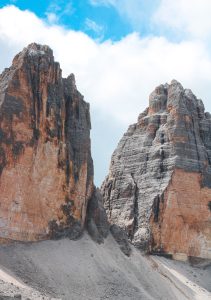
(0, 43), (94, 241)
(102, 80), (211, 260)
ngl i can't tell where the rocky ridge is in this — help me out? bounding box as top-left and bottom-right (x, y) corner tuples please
(102, 80), (211, 260)
(0, 43), (96, 241)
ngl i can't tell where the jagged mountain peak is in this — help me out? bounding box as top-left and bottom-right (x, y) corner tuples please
(14, 43), (53, 60)
(148, 80), (205, 117)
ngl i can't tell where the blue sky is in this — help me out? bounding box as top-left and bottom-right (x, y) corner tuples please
(0, 0), (163, 41)
(0, 0), (133, 40)
(1, 1), (211, 185)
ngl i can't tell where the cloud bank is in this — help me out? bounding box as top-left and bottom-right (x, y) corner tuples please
(154, 0), (211, 40)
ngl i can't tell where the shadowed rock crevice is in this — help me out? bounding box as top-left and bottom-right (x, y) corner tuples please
(128, 173), (139, 241)
(152, 195), (160, 223)
(86, 188), (109, 244)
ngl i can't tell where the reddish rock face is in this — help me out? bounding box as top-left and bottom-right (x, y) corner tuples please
(0, 43), (94, 241)
(102, 80), (211, 260)
(150, 169), (211, 260)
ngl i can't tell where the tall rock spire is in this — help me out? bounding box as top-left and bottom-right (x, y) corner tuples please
(0, 43), (94, 241)
(102, 80), (211, 260)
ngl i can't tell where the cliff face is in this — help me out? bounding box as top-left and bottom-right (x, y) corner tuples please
(102, 80), (211, 260)
(0, 43), (94, 241)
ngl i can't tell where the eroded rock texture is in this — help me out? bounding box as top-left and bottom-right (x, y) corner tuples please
(0, 43), (94, 241)
(102, 80), (211, 259)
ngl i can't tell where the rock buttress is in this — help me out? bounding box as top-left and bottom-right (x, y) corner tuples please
(102, 80), (211, 260)
(0, 43), (94, 241)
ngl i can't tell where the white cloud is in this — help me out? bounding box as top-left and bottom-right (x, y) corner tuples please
(45, 1), (74, 24)
(85, 18), (104, 38)
(1, 5), (211, 184)
(46, 12), (59, 24)
(154, 0), (211, 39)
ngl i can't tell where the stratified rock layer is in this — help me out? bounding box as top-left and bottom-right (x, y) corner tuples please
(102, 80), (211, 259)
(0, 43), (93, 241)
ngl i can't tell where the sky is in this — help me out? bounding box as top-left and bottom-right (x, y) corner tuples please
(1, 0), (211, 186)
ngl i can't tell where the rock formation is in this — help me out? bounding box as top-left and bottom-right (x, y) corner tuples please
(102, 80), (211, 260)
(0, 43), (94, 241)
(86, 187), (109, 243)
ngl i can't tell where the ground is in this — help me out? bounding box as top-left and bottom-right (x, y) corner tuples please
(0, 233), (210, 300)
